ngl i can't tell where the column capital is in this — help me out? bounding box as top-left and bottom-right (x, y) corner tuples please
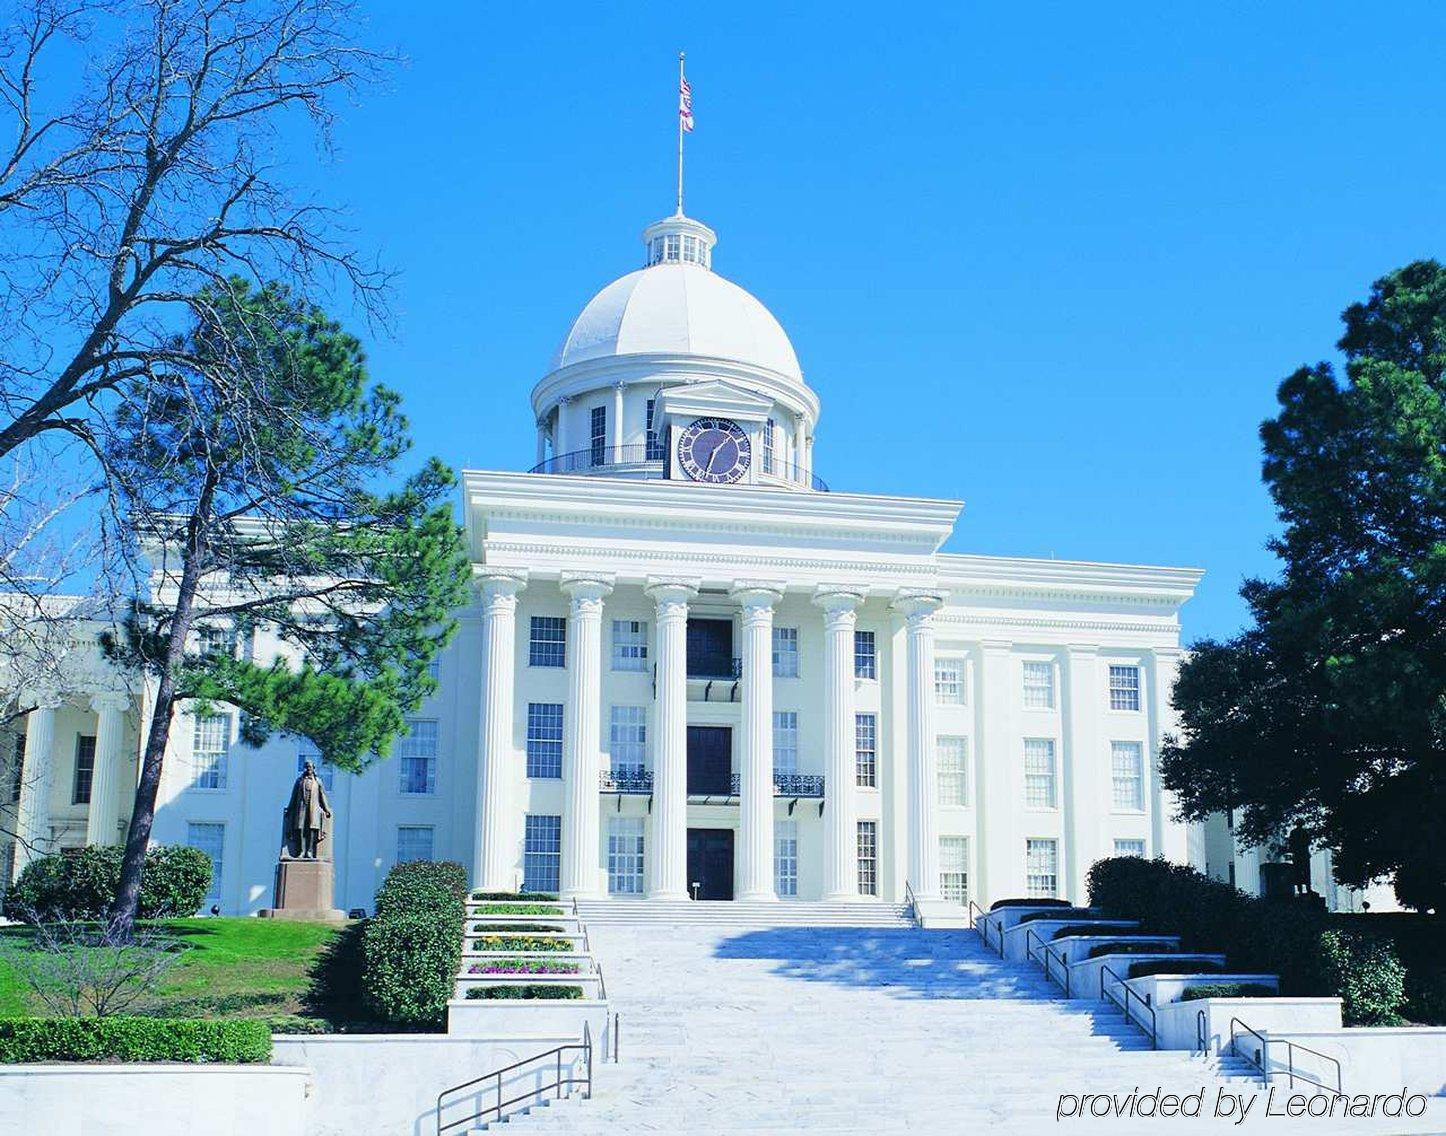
(472, 565), (529, 598)
(730, 580), (785, 611)
(645, 576), (700, 606)
(90, 692), (130, 715)
(891, 590), (945, 622)
(21, 690), (61, 713)
(811, 585), (865, 613)
(560, 571), (615, 605)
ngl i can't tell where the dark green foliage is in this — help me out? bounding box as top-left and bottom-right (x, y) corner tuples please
(266, 1015), (334, 1035)
(360, 862), (465, 1029)
(468, 922), (568, 933)
(1049, 924), (1150, 940)
(1317, 930), (1407, 1026)
(1406, 970), (1446, 1026)
(1181, 984), (1279, 1002)
(0, 1017), (270, 1063)
(1127, 959), (1227, 979)
(464, 985), (583, 1001)
(471, 891), (558, 902)
(472, 936), (572, 953)
(989, 898), (1072, 911)
(1085, 941), (1179, 959)
(1016, 908), (1093, 924)
(468, 904), (565, 916)
(3, 846), (212, 922)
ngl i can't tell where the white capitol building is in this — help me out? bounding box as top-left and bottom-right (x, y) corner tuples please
(5, 207), (1367, 917)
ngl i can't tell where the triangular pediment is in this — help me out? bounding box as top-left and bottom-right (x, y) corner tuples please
(655, 380), (774, 424)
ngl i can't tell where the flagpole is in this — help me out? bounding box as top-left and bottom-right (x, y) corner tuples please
(676, 51), (685, 216)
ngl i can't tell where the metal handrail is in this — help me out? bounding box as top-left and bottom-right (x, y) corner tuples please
(967, 899), (989, 946)
(1025, 928), (1072, 996)
(904, 881), (918, 923)
(1229, 1016), (1343, 1096)
(436, 1021), (592, 1135)
(1100, 964), (1156, 1048)
(1196, 1009), (1207, 1054)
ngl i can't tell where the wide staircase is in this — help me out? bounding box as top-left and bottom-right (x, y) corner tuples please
(470, 901), (1396, 1134)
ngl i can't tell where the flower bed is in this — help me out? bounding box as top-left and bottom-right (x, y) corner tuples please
(468, 922), (569, 933)
(472, 935), (573, 953)
(464, 984), (583, 1000)
(470, 891), (558, 902)
(468, 904), (565, 916)
(467, 959), (581, 976)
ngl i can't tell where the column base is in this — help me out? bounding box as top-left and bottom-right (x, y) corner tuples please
(646, 889), (689, 901)
(735, 889), (780, 903)
(822, 891), (867, 902)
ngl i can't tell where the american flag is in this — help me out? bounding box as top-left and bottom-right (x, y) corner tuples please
(679, 73), (694, 133)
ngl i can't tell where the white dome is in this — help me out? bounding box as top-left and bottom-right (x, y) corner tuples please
(551, 263), (803, 383)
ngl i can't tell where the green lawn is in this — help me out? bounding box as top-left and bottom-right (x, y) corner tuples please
(0, 918), (345, 1021)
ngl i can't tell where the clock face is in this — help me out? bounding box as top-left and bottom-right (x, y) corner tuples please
(677, 417), (751, 485)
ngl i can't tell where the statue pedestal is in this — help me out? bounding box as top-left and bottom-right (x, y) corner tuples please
(258, 858), (346, 922)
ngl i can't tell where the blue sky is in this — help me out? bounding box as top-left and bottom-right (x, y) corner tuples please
(292, 2), (1446, 642)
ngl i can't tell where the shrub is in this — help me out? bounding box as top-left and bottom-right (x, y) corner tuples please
(468, 959), (580, 975)
(1181, 984), (1278, 1002)
(471, 891), (558, 902)
(472, 935), (572, 953)
(1405, 969), (1446, 1026)
(464, 984), (583, 1000)
(468, 904), (565, 916)
(1086, 941), (1178, 959)
(1318, 930), (1407, 1026)
(3, 845), (213, 922)
(0, 1017), (271, 1063)
(1128, 959), (1227, 979)
(267, 1015), (333, 1035)
(1016, 908), (1094, 925)
(989, 897), (1073, 911)
(468, 922), (568, 933)
(360, 861), (467, 1029)
(1049, 924), (1150, 940)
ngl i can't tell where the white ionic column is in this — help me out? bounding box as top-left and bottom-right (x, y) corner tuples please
(535, 420), (547, 468)
(814, 587), (864, 899)
(793, 415), (807, 484)
(560, 573), (612, 899)
(86, 693), (129, 847)
(474, 568), (528, 890)
(1147, 647), (1191, 865)
(14, 699), (58, 877)
(1062, 646), (1100, 903)
(612, 383), (625, 463)
(733, 582), (784, 901)
(894, 592), (944, 900)
(646, 577), (698, 899)
(975, 641), (1014, 905)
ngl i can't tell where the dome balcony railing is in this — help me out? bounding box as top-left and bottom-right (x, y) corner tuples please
(529, 445), (829, 491)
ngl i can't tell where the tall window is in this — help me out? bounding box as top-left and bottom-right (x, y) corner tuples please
(857, 821), (878, 896)
(1026, 838), (1058, 898)
(940, 836), (969, 905)
(72, 735), (96, 806)
(608, 706), (646, 774)
(775, 819), (798, 897)
(589, 405), (607, 467)
(1022, 661), (1055, 710)
(398, 718), (438, 794)
(854, 630), (877, 679)
(191, 712), (230, 790)
(937, 736), (968, 806)
(529, 616), (566, 668)
(762, 417), (776, 474)
(1023, 738), (1057, 808)
(523, 815), (562, 893)
(612, 620), (648, 671)
(396, 825), (434, 864)
(1111, 741), (1145, 811)
(935, 657), (966, 705)
(607, 817), (644, 895)
(298, 751), (336, 791)
(773, 711), (798, 775)
(527, 703), (564, 779)
(1114, 838), (1147, 858)
(772, 626), (799, 677)
(1109, 665), (1142, 711)
(186, 822), (224, 910)
(427, 656), (442, 682)
(195, 624), (235, 658)
(645, 399), (665, 460)
(855, 713), (877, 787)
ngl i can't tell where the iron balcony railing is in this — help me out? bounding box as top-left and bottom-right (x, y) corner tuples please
(599, 767), (653, 794)
(598, 769), (824, 798)
(528, 444), (829, 492)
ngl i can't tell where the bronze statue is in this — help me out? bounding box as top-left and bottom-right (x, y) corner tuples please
(283, 760), (333, 860)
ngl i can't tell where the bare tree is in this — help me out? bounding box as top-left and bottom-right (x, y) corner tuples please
(0, 913), (183, 1016)
(0, 0), (391, 466)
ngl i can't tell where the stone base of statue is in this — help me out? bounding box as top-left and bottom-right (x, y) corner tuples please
(258, 857), (346, 922)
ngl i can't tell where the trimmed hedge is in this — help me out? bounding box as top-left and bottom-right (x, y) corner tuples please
(469, 922), (568, 934)
(1016, 907), (1094, 925)
(472, 935), (572, 953)
(989, 897), (1073, 911)
(471, 890), (558, 902)
(464, 984), (583, 1000)
(0, 1017), (271, 1063)
(469, 904), (565, 916)
(1050, 924), (1150, 940)
(1128, 959), (1226, 979)
(360, 860), (468, 1029)
(1181, 984), (1278, 1002)
(1086, 941), (1178, 959)
(3, 845), (213, 922)
(1087, 856), (1408, 1025)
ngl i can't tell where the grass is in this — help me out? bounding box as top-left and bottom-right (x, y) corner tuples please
(0, 918), (344, 1022)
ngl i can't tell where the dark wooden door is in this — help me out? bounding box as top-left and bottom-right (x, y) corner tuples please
(686, 618), (733, 678)
(687, 725), (732, 795)
(687, 828), (735, 900)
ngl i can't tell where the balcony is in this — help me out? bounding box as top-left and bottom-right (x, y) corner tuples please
(596, 768), (825, 803)
(599, 766), (653, 794)
(528, 444), (830, 492)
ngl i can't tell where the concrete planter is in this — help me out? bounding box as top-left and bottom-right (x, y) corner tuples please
(446, 997), (608, 1044)
(1255, 1027), (1446, 1096)
(1124, 972), (1279, 1009)
(454, 974), (603, 999)
(1001, 918), (1138, 963)
(1156, 995), (1343, 1055)
(1070, 952), (1226, 1000)
(1048, 933), (1181, 966)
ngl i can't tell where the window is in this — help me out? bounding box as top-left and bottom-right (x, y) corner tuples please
(940, 836), (969, 905)
(855, 713), (877, 787)
(396, 825), (434, 864)
(72, 735), (95, 806)
(763, 418), (775, 474)
(1109, 665), (1142, 711)
(195, 624), (235, 658)
(589, 405), (607, 467)
(523, 814), (561, 893)
(772, 626), (799, 677)
(607, 816), (644, 894)
(773, 711), (798, 775)
(398, 718), (438, 794)
(1111, 741), (1145, 811)
(1026, 838), (1058, 898)
(854, 630), (877, 679)
(186, 822), (224, 910)
(427, 656), (441, 682)
(190, 712), (230, 791)
(857, 821), (878, 896)
(529, 616), (566, 668)
(1023, 738), (1057, 809)
(1114, 838), (1147, 858)
(775, 819), (798, 897)
(608, 706), (646, 775)
(937, 736), (968, 806)
(665, 233), (680, 261)
(527, 703), (565, 779)
(682, 234), (698, 263)
(612, 620), (648, 671)
(935, 657), (966, 705)
(1022, 661), (1055, 710)
(297, 751), (335, 791)
(645, 399), (665, 460)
